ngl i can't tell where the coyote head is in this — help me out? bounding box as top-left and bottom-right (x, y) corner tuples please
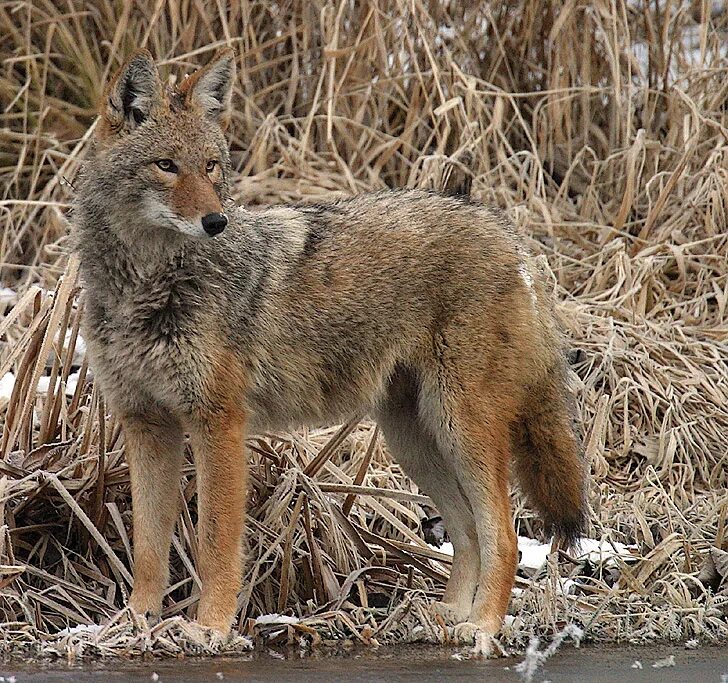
(86, 49), (236, 239)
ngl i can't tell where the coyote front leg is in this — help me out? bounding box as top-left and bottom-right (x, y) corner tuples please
(190, 410), (248, 634)
(124, 409), (185, 621)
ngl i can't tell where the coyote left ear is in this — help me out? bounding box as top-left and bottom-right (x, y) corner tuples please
(180, 48), (236, 128)
(99, 49), (162, 141)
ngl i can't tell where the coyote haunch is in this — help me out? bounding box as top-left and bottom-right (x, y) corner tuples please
(74, 48), (587, 649)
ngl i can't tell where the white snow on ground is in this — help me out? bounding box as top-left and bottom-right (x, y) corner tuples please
(576, 538), (637, 565)
(47, 330), (86, 367)
(254, 614), (300, 625)
(0, 371), (81, 401)
(36, 371), (80, 397)
(518, 536), (637, 571)
(56, 623), (104, 636)
(426, 536), (636, 572)
(518, 536), (552, 570)
(557, 578), (577, 595)
(0, 287), (17, 306)
(63, 329), (86, 365)
(0, 373), (15, 402)
(427, 541), (453, 556)
(66, 371), (80, 395)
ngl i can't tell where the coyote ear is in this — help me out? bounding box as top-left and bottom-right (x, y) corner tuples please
(99, 49), (162, 139)
(179, 48), (236, 128)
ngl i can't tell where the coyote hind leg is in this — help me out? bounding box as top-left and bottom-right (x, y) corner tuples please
(418, 367), (519, 642)
(375, 367), (480, 624)
(451, 394), (518, 638)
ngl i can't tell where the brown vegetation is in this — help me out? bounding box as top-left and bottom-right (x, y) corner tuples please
(0, 0), (726, 658)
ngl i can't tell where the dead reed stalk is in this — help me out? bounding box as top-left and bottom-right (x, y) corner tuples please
(1, 0), (726, 658)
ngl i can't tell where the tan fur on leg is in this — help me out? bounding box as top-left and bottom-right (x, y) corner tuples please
(190, 350), (249, 636)
(375, 367), (481, 624)
(450, 398), (519, 638)
(124, 408), (184, 620)
(190, 409), (247, 634)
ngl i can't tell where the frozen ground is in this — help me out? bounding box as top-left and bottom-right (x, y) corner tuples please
(1, 643), (725, 683)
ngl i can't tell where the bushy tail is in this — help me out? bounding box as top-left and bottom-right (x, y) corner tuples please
(512, 362), (587, 548)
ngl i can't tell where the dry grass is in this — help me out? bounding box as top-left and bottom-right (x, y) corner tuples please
(1, 0), (727, 660)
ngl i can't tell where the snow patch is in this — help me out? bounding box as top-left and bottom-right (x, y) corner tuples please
(47, 330), (86, 367)
(36, 371), (81, 397)
(517, 536), (637, 572)
(57, 623), (104, 636)
(576, 538), (637, 565)
(0, 287), (17, 306)
(438, 541), (455, 556)
(0, 373), (15, 402)
(426, 535), (635, 575)
(518, 536), (552, 570)
(557, 578), (577, 595)
(427, 541), (453, 556)
(255, 613), (300, 625)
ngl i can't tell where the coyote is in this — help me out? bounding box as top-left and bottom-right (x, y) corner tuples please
(73, 48), (586, 647)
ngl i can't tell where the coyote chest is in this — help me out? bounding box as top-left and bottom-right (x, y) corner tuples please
(85, 273), (214, 416)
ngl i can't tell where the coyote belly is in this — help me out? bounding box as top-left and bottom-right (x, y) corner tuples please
(74, 48), (587, 647)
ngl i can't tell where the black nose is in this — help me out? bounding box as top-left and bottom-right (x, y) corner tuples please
(201, 212), (227, 236)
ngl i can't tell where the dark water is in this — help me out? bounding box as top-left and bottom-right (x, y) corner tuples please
(2, 644), (726, 682)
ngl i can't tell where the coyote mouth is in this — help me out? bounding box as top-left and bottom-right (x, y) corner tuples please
(141, 197), (211, 238)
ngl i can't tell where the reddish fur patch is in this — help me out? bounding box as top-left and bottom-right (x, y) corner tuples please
(123, 410), (185, 618)
(169, 173), (222, 220)
(512, 364), (586, 547)
(458, 409), (519, 633)
(192, 347), (249, 633)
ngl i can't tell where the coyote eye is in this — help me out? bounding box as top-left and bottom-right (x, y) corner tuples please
(155, 159), (178, 173)
(206, 160), (218, 173)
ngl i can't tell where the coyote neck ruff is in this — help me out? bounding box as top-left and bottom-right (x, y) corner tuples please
(74, 48), (587, 649)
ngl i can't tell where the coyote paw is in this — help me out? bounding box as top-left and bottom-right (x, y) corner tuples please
(452, 620), (479, 644)
(181, 621), (233, 653)
(452, 622), (500, 658)
(128, 589), (162, 626)
(432, 600), (469, 625)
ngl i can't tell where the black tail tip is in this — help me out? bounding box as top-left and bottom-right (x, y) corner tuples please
(549, 514), (588, 553)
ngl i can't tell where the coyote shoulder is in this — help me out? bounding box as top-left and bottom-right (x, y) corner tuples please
(74, 48), (586, 648)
